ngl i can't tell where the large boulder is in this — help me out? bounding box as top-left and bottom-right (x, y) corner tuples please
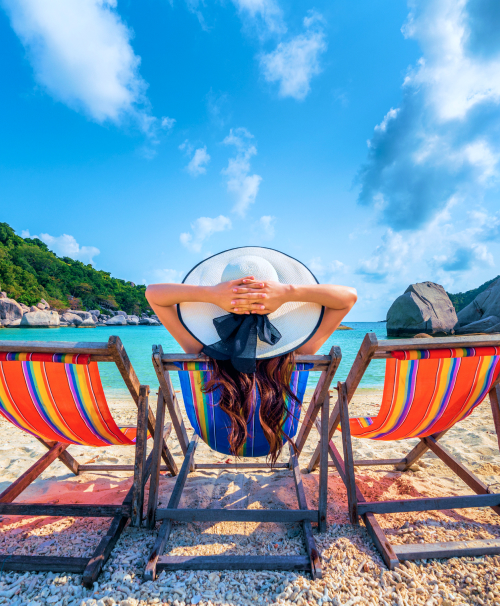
(0, 298), (24, 322)
(457, 278), (500, 327)
(105, 315), (127, 326)
(116, 311), (127, 317)
(20, 311), (60, 327)
(140, 317), (161, 325)
(61, 312), (83, 325)
(126, 315), (139, 325)
(455, 315), (500, 334)
(387, 282), (459, 337)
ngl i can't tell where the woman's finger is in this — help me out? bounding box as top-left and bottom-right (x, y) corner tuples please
(230, 293), (267, 302)
(232, 285), (265, 293)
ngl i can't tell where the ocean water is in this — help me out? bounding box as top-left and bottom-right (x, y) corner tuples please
(0, 322), (388, 398)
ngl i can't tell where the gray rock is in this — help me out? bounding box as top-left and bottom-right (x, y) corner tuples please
(387, 282), (459, 337)
(0, 298), (24, 322)
(485, 322), (500, 334)
(79, 317), (96, 327)
(126, 315), (139, 325)
(457, 278), (500, 327)
(88, 309), (100, 318)
(105, 315), (127, 326)
(20, 303), (30, 313)
(139, 318), (160, 325)
(2, 318), (22, 327)
(29, 306), (38, 312)
(20, 311), (60, 327)
(455, 315), (500, 334)
(37, 299), (49, 310)
(61, 312), (83, 325)
(116, 311), (127, 316)
(0, 292), (6, 299)
(68, 310), (93, 321)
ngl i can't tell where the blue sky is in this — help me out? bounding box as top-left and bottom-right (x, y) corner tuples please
(1, 0), (500, 320)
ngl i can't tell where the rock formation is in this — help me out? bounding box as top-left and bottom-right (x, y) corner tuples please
(0, 298), (24, 326)
(387, 282), (459, 337)
(456, 278), (500, 333)
(20, 310), (60, 327)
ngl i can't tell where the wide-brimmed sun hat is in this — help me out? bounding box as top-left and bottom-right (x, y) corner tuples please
(178, 247), (324, 372)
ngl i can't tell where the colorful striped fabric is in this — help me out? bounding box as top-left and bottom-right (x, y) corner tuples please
(175, 362), (312, 457)
(348, 350), (500, 441)
(392, 346), (500, 360)
(0, 359), (140, 446)
(0, 352), (91, 364)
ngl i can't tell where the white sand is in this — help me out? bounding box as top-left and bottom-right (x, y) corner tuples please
(0, 389), (499, 605)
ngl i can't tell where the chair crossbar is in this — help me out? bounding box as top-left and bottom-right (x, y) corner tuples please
(156, 555), (312, 572)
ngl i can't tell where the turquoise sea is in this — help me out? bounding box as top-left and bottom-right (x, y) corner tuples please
(0, 322), (388, 399)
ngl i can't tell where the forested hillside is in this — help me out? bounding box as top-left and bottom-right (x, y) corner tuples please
(0, 222), (150, 315)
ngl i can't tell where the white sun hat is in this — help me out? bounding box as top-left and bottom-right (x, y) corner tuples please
(178, 246), (324, 361)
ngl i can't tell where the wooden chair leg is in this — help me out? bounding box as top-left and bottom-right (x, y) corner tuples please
(131, 386), (149, 527)
(289, 444), (322, 580)
(308, 402), (340, 472)
(318, 393), (329, 533)
(36, 437), (80, 475)
(146, 390), (169, 529)
(0, 442), (69, 503)
(395, 428), (450, 471)
(338, 381), (358, 524)
(144, 436), (199, 581)
(489, 385), (500, 453)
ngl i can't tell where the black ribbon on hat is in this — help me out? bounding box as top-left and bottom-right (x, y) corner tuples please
(202, 313), (282, 374)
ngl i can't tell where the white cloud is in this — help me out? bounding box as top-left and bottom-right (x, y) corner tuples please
(187, 146), (211, 177)
(222, 127), (262, 216)
(309, 257), (349, 278)
(180, 215), (232, 253)
(260, 11), (327, 100)
(2, 0), (150, 126)
(231, 0), (286, 36)
(161, 116), (176, 130)
(358, 0), (500, 230)
(23, 230), (100, 264)
(256, 215), (276, 239)
(146, 268), (182, 284)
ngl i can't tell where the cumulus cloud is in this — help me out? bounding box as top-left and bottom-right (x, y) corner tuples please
(356, 202), (497, 289)
(187, 147), (211, 177)
(222, 128), (262, 216)
(180, 215), (232, 253)
(357, 0), (500, 231)
(260, 11), (327, 100)
(23, 230), (100, 264)
(2, 0), (150, 126)
(179, 140), (210, 177)
(161, 116), (176, 130)
(231, 0), (286, 36)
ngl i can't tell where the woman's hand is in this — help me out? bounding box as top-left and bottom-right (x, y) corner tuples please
(210, 277), (267, 314)
(229, 280), (291, 315)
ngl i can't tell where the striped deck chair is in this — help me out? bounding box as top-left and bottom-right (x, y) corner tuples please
(308, 333), (500, 569)
(0, 336), (177, 586)
(144, 344), (342, 581)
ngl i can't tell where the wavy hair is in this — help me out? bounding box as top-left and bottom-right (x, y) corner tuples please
(202, 353), (299, 465)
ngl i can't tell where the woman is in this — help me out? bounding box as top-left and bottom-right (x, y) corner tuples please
(146, 247), (356, 464)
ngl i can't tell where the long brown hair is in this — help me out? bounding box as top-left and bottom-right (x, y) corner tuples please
(202, 353), (299, 465)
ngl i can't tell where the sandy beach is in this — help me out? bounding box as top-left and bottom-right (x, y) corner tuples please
(0, 388), (499, 606)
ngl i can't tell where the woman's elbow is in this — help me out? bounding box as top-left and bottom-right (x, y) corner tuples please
(345, 287), (358, 309)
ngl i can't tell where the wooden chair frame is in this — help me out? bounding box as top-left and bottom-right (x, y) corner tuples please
(308, 333), (500, 569)
(0, 336), (177, 586)
(144, 345), (342, 581)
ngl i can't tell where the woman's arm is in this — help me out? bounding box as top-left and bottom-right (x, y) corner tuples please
(146, 278), (357, 355)
(145, 277), (258, 353)
(228, 281), (357, 354)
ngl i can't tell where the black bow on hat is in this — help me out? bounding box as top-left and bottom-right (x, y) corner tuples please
(202, 313), (282, 373)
